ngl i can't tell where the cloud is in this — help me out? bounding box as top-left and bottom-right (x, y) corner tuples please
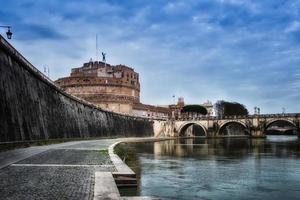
(16, 24), (68, 40)
(285, 21), (300, 33)
(217, 0), (259, 12)
(1, 0), (300, 114)
(163, 2), (191, 14)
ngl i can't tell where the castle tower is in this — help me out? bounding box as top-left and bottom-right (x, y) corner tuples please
(55, 60), (140, 114)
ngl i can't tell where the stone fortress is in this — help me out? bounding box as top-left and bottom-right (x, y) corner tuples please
(55, 61), (140, 114)
(55, 60), (213, 119)
(55, 60), (170, 118)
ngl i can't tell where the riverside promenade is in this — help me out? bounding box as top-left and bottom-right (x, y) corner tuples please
(0, 138), (159, 200)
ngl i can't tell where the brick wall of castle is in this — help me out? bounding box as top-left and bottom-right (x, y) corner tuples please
(55, 61), (140, 114)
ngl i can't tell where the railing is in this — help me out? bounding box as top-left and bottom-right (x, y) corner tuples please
(173, 113), (300, 121)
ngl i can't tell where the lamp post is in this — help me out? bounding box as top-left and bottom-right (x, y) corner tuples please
(254, 106), (260, 115)
(0, 26), (12, 39)
(282, 107), (286, 114)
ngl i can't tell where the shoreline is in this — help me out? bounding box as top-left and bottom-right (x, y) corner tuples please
(93, 137), (172, 200)
(104, 135), (271, 199)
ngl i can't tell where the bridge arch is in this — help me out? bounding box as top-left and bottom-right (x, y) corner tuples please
(178, 122), (207, 137)
(266, 119), (296, 129)
(265, 119), (297, 135)
(218, 120), (249, 136)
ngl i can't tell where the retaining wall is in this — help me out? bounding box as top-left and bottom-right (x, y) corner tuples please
(0, 36), (153, 142)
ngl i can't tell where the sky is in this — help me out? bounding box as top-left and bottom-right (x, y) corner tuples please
(1, 0), (300, 114)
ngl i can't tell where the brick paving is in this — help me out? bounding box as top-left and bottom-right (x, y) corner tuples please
(0, 139), (120, 200)
(17, 149), (112, 165)
(0, 166), (96, 200)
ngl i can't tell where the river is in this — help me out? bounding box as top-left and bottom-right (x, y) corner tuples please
(118, 135), (300, 200)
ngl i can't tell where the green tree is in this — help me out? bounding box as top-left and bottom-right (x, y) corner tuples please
(214, 100), (248, 118)
(181, 105), (208, 116)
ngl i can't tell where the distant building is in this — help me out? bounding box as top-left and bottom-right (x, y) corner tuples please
(201, 100), (214, 116)
(132, 103), (170, 119)
(55, 60), (170, 119)
(169, 97), (214, 119)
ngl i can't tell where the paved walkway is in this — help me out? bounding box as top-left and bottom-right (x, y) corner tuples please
(0, 139), (122, 200)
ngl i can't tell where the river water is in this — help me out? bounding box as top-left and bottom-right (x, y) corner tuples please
(118, 136), (300, 200)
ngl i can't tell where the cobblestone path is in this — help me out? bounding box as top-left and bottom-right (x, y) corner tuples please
(0, 139), (121, 200)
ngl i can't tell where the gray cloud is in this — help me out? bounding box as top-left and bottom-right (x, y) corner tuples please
(2, 0), (300, 114)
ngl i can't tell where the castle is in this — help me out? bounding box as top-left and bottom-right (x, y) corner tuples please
(55, 60), (170, 118)
(55, 60), (214, 119)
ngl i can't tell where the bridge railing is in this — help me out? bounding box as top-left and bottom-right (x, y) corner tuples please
(173, 113), (300, 121)
(252, 113), (300, 118)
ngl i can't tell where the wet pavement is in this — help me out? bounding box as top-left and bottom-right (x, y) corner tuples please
(0, 139), (121, 200)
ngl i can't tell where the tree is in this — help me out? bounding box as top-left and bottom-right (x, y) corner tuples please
(214, 100), (248, 118)
(181, 105), (208, 116)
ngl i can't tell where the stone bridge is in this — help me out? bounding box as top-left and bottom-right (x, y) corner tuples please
(154, 114), (300, 138)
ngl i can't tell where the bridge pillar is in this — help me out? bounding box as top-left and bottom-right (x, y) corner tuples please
(249, 117), (265, 138)
(206, 121), (218, 137)
(250, 130), (264, 137)
(153, 120), (177, 137)
(295, 120), (300, 138)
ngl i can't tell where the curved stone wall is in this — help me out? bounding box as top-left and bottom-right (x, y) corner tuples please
(0, 36), (153, 142)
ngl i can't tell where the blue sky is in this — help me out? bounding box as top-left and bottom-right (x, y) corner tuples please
(1, 0), (300, 114)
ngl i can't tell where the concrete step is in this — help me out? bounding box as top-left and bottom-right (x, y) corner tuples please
(114, 175), (137, 186)
(117, 183), (138, 187)
(93, 172), (159, 200)
(113, 172), (136, 178)
(121, 197), (160, 200)
(94, 172), (120, 200)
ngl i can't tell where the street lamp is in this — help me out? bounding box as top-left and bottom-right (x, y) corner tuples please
(282, 107), (286, 114)
(254, 106), (260, 115)
(0, 26), (13, 39)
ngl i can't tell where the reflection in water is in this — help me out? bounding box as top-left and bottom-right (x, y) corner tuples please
(120, 136), (300, 200)
(267, 135), (298, 142)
